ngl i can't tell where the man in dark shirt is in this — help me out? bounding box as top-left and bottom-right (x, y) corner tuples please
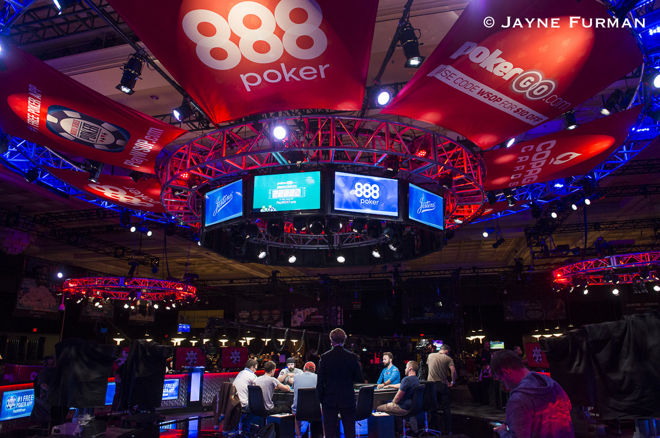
(376, 360), (420, 414)
(317, 328), (363, 438)
(427, 344), (457, 434)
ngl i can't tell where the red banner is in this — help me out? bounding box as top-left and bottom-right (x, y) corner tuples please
(221, 347), (248, 369)
(46, 168), (165, 213)
(525, 342), (550, 368)
(382, 0), (642, 149)
(175, 347), (205, 369)
(107, 0), (378, 124)
(0, 43), (185, 174)
(484, 106), (641, 191)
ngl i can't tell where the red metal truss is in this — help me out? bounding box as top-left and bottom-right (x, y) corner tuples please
(62, 277), (196, 301)
(159, 116), (485, 228)
(553, 251), (660, 285)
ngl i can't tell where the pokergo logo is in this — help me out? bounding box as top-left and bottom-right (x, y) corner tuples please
(450, 41), (571, 110)
(182, 0), (330, 92)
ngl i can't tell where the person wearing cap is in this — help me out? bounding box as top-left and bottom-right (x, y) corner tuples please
(292, 362), (318, 438)
(278, 357), (303, 388)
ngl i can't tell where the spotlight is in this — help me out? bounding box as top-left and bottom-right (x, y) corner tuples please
(503, 189), (515, 207)
(492, 237), (505, 249)
(130, 226), (137, 233)
(563, 111), (577, 130)
(52, 0), (78, 13)
(388, 240), (400, 252)
(506, 138), (516, 148)
(171, 303), (176, 308)
(551, 211), (558, 219)
(612, 288), (620, 296)
(87, 161), (103, 183)
(571, 203), (578, 211)
(172, 100), (192, 122)
(293, 217), (307, 232)
(351, 219), (367, 233)
(654, 285), (660, 292)
(146, 230), (153, 237)
(123, 303), (129, 309)
(272, 124), (287, 140)
(336, 255), (346, 263)
(583, 288), (589, 295)
(257, 249), (267, 260)
(288, 254), (297, 264)
(554, 182), (564, 188)
(654, 73), (660, 89)
(371, 248), (381, 259)
(197, 241), (201, 246)
(584, 198), (591, 206)
(116, 54), (143, 95)
(600, 89), (623, 116)
(482, 230), (489, 238)
(399, 22), (424, 68)
(153, 303), (159, 309)
(376, 89), (392, 106)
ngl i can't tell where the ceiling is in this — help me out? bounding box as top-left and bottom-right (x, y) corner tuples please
(0, 0), (658, 286)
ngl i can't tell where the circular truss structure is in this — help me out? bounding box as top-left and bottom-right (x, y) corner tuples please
(62, 277), (197, 302)
(160, 115), (485, 228)
(552, 251), (660, 286)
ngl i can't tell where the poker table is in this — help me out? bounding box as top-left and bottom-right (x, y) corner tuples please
(273, 384), (397, 410)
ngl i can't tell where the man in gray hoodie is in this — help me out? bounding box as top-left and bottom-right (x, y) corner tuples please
(491, 350), (574, 438)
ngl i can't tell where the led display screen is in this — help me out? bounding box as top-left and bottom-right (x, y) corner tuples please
(490, 341), (505, 350)
(178, 323), (191, 333)
(204, 179), (243, 227)
(253, 171), (321, 212)
(408, 184), (444, 230)
(0, 389), (34, 421)
(334, 172), (398, 217)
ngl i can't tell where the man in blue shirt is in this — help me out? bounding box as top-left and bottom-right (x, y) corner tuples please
(376, 361), (421, 434)
(376, 352), (401, 389)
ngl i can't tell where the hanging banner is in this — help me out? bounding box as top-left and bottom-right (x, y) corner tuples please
(107, 0), (378, 124)
(525, 342), (550, 368)
(483, 106), (641, 191)
(175, 347), (205, 369)
(382, 0), (642, 149)
(0, 43), (185, 174)
(46, 168), (166, 213)
(221, 347), (249, 369)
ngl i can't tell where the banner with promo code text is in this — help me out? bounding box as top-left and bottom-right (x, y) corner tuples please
(107, 0), (378, 124)
(382, 0), (642, 149)
(483, 106), (641, 191)
(46, 168), (166, 213)
(0, 43), (186, 174)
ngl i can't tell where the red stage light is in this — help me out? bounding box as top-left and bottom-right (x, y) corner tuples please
(180, 172), (189, 180)
(415, 149), (428, 158)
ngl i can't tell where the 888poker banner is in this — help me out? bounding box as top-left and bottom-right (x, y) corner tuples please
(0, 42), (185, 174)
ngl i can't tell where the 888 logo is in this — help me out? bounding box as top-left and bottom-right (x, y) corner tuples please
(351, 182), (380, 200)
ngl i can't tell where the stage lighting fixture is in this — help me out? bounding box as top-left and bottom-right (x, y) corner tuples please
(52, 0), (78, 13)
(245, 223), (260, 239)
(293, 217), (307, 232)
(653, 72), (660, 89)
(399, 22), (424, 68)
(584, 198), (591, 206)
(146, 230), (153, 237)
(130, 226), (137, 233)
(57, 272), (63, 279)
(116, 54), (143, 95)
(25, 168), (39, 183)
(486, 191), (497, 205)
(309, 218), (325, 234)
(87, 161), (103, 183)
(267, 220), (284, 237)
(654, 284), (660, 292)
(123, 303), (129, 309)
(571, 203), (578, 211)
(288, 254), (297, 264)
(336, 254), (346, 263)
(583, 288), (589, 295)
(257, 249), (267, 260)
(506, 138), (516, 148)
(272, 124), (287, 140)
(482, 230), (489, 238)
(197, 241), (201, 246)
(376, 89), (392, 106)
(503, 189), (515, 207)
(551, 211), (558, 219)
(327, 217), (343, 233)
(563, 111), (577, 130)
(384, 155), (400, 177)
(492, 237), (505, 248)
(172, 99), (192, 122)
(388, 241), (400, 252)
(371, 248), (381, 259)
(153, 303), (159, 309)
(612, 288), (620, 296)
(600, 89), (623, 116)
(351, 219), (367, 234)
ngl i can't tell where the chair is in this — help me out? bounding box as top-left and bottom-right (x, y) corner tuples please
(401, 385), (426, 438)
(295, 388), (322, 438)
(355, 385), (375, 436)
(421, 381), (441, 435)
(247, 385), (268, 428)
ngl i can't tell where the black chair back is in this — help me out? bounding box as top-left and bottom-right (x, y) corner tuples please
(248, 385), (268, 417)
(423, 381), (438, 411)
(404, 386), (426, 418)
(355, 385), (375, 421)
(295, 388), (322, 422)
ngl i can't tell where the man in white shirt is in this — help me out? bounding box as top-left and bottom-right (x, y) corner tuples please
(233, 358), (258, 408)
(255, 360), (291, 414)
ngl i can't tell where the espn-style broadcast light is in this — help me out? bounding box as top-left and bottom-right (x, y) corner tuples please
(399, 22), (424, 68)
(116, 53), (144, 95)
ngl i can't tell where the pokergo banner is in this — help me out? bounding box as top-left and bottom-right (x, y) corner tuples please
(382, 0), (642, 149)
(0, 43), (185, 174)
(483, 106), (641, 191)
(47, 168), (166, 213)
(107, 0), (379, 124)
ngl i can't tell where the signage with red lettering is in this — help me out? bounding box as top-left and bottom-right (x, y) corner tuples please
(46, 168), (165, 213)
(382, 0), (642, 149)
(484, 106), (641, 191)
(525, 342), (550, 368)
(175, 347), (205, 369)
(0, 43), (185, 174)
(107, 0), (378, 124)
(221, 347), (248, 369)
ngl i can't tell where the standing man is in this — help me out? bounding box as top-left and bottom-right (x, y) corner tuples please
(255, 361), (292, 414)
(427, 344), (456, 435)
(292, 362), (318, 438)
(278, 357), (303, 388)
(376, 352), (401, 389)
(491, 350), (574, 438)
(317, 328), (363, 438)
(233, 358), (258, 408)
